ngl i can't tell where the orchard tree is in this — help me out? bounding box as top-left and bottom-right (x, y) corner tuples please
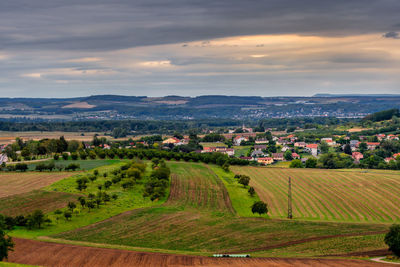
(248, 187), (256, 197)
(251, 201), (268, 216)
(238, 175), (250, 187)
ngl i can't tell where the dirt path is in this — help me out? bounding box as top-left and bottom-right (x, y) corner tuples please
(7, 238), (391, 267)
(371, 257), (400, 265)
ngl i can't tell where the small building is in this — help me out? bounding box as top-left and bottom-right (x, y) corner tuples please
(321, 138), (336, 146)
(257, 157), (274, 165)
(251, 150), (265, 158)
(366, 142), (380, 150)
(254, 144), (267, 151)
(163, 137), (181, 145)
(385, 157), (396, 163)
(255, 139), (269, 144)
(272, 153), (284, 161)
(292, 153), (300, 159)
(233, 136), (248, 146)
(305, 144), (319, 157)
(294, 142), (306, 148)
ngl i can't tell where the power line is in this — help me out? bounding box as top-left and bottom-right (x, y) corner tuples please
(288, 176), (293, 219)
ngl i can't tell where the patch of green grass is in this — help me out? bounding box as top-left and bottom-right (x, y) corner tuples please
(210, 165), (261, 217)
(251, 234), (386, 257)
(0, 263), (37, 267)
(199, 142), (227, 148)
(9, 161), (167, 239)
(233, 146), (251, 157)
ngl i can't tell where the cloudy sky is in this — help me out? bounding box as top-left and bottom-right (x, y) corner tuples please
(1, 0), (400, 97)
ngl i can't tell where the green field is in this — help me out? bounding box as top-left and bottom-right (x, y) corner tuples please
(231, 166), (400, 223)
(55, 162), (388, 254)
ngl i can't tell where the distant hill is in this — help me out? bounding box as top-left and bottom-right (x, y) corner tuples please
(0, 94), (399, 121)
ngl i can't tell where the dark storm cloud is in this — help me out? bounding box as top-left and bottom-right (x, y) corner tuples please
(383, 31), (400, 39)
(1, 0), (400, 51)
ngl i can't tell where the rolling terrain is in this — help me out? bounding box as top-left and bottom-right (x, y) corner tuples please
(2, 160), (399, 266)
(54, 162), (388, 255)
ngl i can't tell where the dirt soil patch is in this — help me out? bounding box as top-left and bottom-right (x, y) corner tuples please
(7, 238), (390, 267)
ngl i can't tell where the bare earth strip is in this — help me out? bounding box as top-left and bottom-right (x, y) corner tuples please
(0, 172), (73, 198)
(7, 238), (391, 267)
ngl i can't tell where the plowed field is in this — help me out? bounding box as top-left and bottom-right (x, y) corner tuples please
(7, 238), (390, 267)
(231, 166), (400, 223)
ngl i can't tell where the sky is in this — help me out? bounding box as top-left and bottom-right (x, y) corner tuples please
(1, 0), (400, 98)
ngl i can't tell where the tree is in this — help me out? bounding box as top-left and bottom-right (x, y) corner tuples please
(222, 162), (230, 172)
(62, 152), (69, 160)
(251, 201), (268, 216)
(284, 150), (293, 161)
(248, 186), (256, 197)
(86, 201), (95, 212)
(319, 141), (330, 154)
(290, 159), (303, 168)
(344, 144), (352, 155)
(305, 157), (317, 168)
(238, 175), (250, 187)
(104, 180), (112, 189)
(27, 210), (45, 229)
(64, 211), (72, 220)
(0, 215), (14, 261)
(15, 163), (28, 172)
(385, 224), (400, 257)
(67, 202), (76, 212)
(78, 197), (86, 208)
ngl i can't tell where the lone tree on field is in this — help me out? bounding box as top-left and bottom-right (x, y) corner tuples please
(238, 175), (250, 187)
(385, 224), (400, 257)
(0, 215), (14, 261)
(251, 201), (268, 216)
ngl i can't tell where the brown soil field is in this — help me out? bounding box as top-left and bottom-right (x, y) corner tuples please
(62, 101), (96, 109)
(0, 190), (80, 216)
(0, 172), (73, 198)
(7, 238), (391, 267)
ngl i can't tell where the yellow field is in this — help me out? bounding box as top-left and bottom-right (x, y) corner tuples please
(230, 166), (400, 223)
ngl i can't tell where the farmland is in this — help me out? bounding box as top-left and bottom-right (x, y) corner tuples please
(230, 166), (400, 223)
(9, 162), (165, 239)
(0, 190), (79, 216)
(0, 172), (73, 198)
(55, 162), (388, 255)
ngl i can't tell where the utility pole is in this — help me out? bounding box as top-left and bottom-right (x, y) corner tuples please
(288, 176), (293, 219)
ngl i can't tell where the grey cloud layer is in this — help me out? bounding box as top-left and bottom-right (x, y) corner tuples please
(1, 0), (400, 51)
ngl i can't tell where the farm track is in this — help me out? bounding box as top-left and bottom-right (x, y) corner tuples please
(8, 238), (391, 267)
